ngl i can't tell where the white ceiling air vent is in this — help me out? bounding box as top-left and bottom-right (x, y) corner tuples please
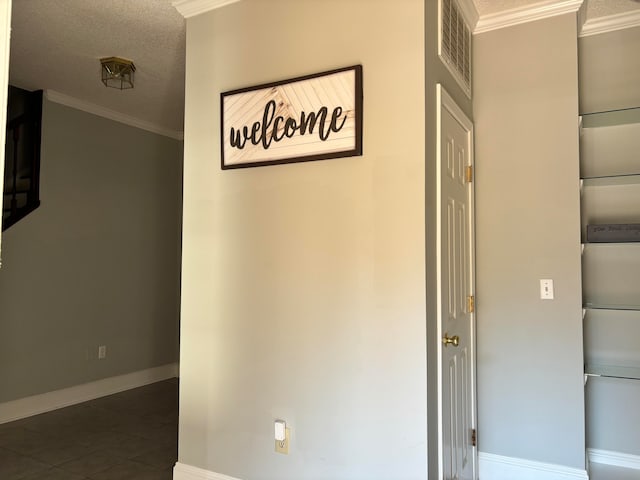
(439, 0), (472, 98)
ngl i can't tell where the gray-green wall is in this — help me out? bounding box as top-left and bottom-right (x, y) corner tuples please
(473, 14), (585, 469)
(0, 98), (182, 403)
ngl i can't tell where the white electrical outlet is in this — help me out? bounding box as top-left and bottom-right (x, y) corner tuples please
(540, 279), (554, 300)
(98, 345), (107, 359)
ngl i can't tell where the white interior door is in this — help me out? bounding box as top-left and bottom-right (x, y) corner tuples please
(437, 84), (476, 480)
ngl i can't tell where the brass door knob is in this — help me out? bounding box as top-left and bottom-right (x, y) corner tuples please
(442, 333), (460, 347)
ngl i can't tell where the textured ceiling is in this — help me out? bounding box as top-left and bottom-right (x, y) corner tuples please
(9, 0), (185, 135)
(474, 0), (640, 20)
(585, 0), (640, 19)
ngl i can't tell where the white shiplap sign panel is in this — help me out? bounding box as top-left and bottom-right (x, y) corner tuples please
(221, 65), (363, 169)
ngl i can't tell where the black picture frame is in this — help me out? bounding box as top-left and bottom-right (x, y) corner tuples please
(220, 64), (363, 170)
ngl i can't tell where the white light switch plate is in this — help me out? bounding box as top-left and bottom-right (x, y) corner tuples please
(540, 279), (554, 300)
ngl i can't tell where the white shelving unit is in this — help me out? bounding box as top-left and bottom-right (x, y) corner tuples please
(580, 106), (640, 467)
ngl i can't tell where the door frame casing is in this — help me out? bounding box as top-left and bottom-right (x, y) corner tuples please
(0, 0), (12, 265)
(436, 83), (477, 479)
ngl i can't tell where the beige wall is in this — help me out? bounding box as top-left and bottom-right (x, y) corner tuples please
(474, 14), (585, 468)
(178, 0), (426, 478)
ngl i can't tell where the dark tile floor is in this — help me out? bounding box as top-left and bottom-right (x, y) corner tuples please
(0, 378), (178, 480)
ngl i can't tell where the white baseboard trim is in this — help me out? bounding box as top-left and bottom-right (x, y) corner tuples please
(0, 362), (179, 424)
(479, 452), (588, 480)
(588, 449), (640, 470)
(173, 462), (243, 480)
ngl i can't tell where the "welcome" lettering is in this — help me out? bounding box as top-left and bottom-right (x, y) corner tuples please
(229, 100), (348, 151)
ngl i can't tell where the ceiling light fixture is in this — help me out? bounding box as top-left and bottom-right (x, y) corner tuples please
(100, 57), (136, 89)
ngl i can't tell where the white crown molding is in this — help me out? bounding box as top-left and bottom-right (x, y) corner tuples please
(479, 452), (589, 480)
(580, 9), (640, 37)
(588, 449), (640, 470)
(0, 363), (179, 424)
(474, 0), (584, 34)
(172, 0), (242, 19)
(45, 90), (183, 140)
(173, 463), (244, 480)
(456, 0), (480, 31)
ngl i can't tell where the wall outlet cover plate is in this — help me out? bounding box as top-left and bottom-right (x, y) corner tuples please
(275, 427), (290, 455)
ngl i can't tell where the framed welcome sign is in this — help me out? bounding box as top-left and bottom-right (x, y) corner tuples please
(220, 65), (363, 169)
